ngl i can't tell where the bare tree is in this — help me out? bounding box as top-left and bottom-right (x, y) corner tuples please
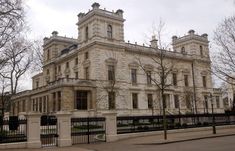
(0, 0), (25, 50)
(212, 15), (235, 111)
(0, 76), (10, 117)
(0, 36), (33, 95)
(137, 21), (178, 140)
(96, 51), (126, 112)
(213, 15), (235, 84)
(31, 40), (43, 72)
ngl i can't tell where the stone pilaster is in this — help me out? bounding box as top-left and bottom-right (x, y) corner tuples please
(56, 111), (72, 147)
(26, 112), (41, 148)
(103, 112), (117, 142)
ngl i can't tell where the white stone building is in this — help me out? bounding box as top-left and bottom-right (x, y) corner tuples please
(11, 2), (224, 117)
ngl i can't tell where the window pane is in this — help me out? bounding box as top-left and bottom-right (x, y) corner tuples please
(184, 75), (188, 86)
(216, 96), (220, 108)
(108, 65), (115, 81)
(173, 73), (177, 86)
(131, 69), (137, 84)
(76, 91), (88, 110)
(108, 92), (115, 109)
(147, 94), (153, 109)
(174, 95), (179, 108)
(132, 93), (138, 109)
(147, 71), (151, 84)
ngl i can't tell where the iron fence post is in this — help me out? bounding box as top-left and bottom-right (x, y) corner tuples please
(87, 117), (90, 144)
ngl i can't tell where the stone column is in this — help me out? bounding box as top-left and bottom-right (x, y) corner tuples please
(56, 111), (72, 147)
(26, 112), (41, 148)
(103, 112), (118, 142)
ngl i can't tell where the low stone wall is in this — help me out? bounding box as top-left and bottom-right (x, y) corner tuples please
(0, 142), (27, 150)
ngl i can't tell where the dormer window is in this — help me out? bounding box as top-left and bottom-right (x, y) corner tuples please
(200, 45), (203, 56)
(107, 25), (112, 39)
(181, 47), (185, 53)
(85, 26), (89, 40)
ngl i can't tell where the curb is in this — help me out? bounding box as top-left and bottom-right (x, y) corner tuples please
(136, 133), (235, 145)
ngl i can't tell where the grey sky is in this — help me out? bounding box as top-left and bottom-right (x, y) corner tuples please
(25, 0), (235, 44)
(21, 0), (235, 90)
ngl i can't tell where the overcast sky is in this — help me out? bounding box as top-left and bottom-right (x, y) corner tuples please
(21, 0), (235, 90)
(25, 0), (235, 44)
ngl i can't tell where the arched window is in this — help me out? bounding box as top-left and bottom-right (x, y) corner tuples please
(107, 25), (112, 39)
(181, 47), (185, 53)
(200, 45), (203, 56)
(85, 26), (88, 40)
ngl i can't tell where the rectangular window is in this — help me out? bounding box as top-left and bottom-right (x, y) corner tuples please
(75, 72), (78, 79)
(216, 96), (220, 108)
(75, 58), (78, 65)
(53, 93), (56, 112)
(66, 62), (69, 68)
(58, 91), (61, 111)
(132, 93), (138, 109)
(85, 67), (89, 79)
(76, 91), (88, 110)
(147, 94), (153, 109)
(172, 73), (177, 86)
(58, 65), (61, 72)
(85, 26), (89, 40)
(131, 69), (137, 84)
(39, 97), (42, 112)
(108, 92), (115, 109)
(35, 98), (38, 112)
(204, 95), (208, 111)
(66, 75), (69, 79)
(47, 49), (50, 60)
(202, 76), (207, 88)
(184, 75), (189, 87)
(85, 52), (89, 59)
(186, 95), (191, 109)
(108, 65), (115, 81)
(146, 71), (151, 85)
(43, 96), (46, 113)
(174, 95), (179, 108)
(163, 94), (167, 108)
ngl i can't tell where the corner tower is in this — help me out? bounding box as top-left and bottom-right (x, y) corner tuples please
(172, 30), (209, 58)
(77, 2), (125, 45)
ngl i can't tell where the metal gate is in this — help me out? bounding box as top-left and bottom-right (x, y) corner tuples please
(71, 117), (106, 144)
(40, 115), (58, 147)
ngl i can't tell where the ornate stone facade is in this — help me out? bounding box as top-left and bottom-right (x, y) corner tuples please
(11, 3), (224, 117)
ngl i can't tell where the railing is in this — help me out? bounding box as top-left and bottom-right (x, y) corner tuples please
(0, 116), (27, 144)
(40, 115), (58, 147)
(117, 113), (235, 134)
(71, 117), (106, 144)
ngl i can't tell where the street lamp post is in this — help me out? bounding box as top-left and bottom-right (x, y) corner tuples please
(210, 93), (216, 134)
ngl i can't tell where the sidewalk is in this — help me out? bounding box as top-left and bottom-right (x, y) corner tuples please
(129, 126), (235, 145)
(3, 126), (235, 151)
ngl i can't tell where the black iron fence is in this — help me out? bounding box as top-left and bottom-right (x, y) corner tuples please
(40, 115), (58, 147)
(117, 113), (235, 134)
(71, 117), (106, 144)
(0, 116), (27, 144)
